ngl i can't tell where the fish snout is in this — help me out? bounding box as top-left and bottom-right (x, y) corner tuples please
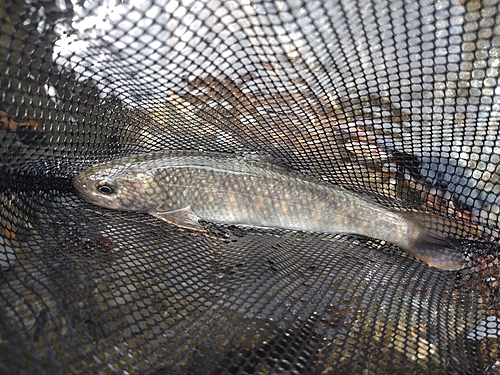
(72, 174), (87, 193)
(72, 175), (123, 210)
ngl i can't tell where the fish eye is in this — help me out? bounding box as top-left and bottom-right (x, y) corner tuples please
(98, 185), (113, 194)
(96, 178), (117, 194)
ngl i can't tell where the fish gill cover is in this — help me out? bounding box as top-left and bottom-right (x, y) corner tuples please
(1, 0), (500, 374)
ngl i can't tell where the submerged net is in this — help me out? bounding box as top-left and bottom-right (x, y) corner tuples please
(1, 0), (500, 373)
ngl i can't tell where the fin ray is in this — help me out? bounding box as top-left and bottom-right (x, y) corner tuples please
(152, 206), (204, 231)
(401, 212), (463, 271)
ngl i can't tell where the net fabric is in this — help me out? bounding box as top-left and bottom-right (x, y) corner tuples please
(1, 0), (499, 374)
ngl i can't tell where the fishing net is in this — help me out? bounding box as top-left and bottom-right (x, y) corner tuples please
(1, 0), (500, 373)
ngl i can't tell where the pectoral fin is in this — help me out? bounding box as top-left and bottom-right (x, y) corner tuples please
(152, 206), (204, 231)
(239, 153), (292, 169)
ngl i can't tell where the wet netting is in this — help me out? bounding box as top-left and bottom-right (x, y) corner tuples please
(2, 0), (500, 374)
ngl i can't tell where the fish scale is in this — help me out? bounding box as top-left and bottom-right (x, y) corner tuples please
(73, 151), (463, 270)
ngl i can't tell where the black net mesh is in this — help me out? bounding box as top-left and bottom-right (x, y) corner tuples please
(1, 0), (500, 373)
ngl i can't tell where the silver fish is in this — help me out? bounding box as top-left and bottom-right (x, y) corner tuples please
(73, 151), (462, 270)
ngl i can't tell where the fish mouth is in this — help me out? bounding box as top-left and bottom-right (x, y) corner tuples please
(72, 175), (87, 193)
(72, 174), (98, 201)
(72, 178), (99, 205)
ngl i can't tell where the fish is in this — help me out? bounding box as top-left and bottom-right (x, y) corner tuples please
(72, 151), (463, 271)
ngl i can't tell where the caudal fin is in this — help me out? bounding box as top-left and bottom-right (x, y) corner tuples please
(400, 212), (464, 271)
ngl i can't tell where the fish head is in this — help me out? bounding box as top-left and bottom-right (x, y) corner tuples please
(73, 162), (160, 212)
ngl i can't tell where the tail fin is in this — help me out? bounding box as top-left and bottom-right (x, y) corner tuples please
(399, 212), (464, 271)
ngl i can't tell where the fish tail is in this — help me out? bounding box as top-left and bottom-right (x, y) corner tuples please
(400, 212), (464, 271)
